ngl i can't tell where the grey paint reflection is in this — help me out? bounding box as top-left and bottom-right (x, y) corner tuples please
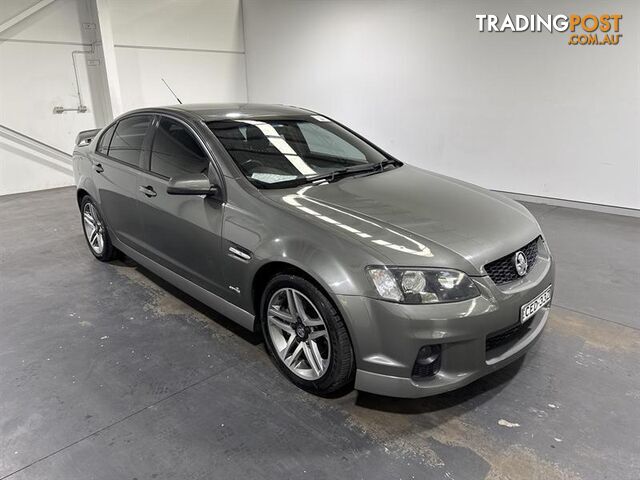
(283, 186), (434, 258)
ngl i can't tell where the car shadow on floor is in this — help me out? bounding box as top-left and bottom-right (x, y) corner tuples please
(111, 255), (264, 346)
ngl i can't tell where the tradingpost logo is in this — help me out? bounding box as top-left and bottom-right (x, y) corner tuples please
(475, 14), (623, 46)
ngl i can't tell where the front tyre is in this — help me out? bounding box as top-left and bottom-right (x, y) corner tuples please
(260, 274), (355, 396)
(80, 195), (117, 262)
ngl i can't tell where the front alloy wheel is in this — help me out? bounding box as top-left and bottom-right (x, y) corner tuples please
(261, 274), (355, 396)
(267, 288), (331, 380)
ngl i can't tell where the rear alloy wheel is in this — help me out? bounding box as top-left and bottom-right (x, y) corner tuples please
(261, 274), (355, 395)
(80, 196), (117, 261)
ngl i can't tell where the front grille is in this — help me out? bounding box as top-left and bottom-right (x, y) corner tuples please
(485, 237), (540, 285)
(486, 321), (532, 352)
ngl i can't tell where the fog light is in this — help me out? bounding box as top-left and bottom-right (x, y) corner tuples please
(412, 344), (442, 379)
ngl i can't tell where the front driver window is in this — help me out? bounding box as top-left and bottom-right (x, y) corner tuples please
(150, 117), (209, 179)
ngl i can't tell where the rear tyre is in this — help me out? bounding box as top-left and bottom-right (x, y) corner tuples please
(260, 273), (355, 396)
(80, 195), (117, 262)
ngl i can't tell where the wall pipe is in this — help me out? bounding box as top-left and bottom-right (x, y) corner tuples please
(53, 43), (95, 114)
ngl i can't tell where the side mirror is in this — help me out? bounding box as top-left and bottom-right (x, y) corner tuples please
(167, 173), (219, 196)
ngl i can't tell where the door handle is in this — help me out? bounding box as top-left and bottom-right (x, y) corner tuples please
(93, 163), (104, 173)
(139, 185), (157, 197)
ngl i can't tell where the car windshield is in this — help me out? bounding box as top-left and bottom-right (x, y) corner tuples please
(207, 116), (391, 188)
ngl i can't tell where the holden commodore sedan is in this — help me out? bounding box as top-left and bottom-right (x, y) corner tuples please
(73, 103), (554, 398)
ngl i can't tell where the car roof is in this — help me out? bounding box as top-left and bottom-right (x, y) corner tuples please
(126, 103), (317, 121)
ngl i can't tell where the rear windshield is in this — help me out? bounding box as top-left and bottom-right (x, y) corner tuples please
(207, 116), (387, 188)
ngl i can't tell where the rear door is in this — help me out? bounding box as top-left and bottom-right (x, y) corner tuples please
(89, 114), (152, 250)
(136, 115), (226, 297)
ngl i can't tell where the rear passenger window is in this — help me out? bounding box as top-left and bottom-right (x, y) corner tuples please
(97, 124), (115, 155)
(150, 117), (209, 179)
(108, 115), (152, 166)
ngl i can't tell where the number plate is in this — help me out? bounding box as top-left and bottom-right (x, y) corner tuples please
(520, 285), (552, 323)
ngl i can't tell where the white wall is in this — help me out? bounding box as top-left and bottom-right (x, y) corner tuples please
(0, 0), (105, 195)
(108, 0), (247, 111)
(0, 0), (248, 196)
(242, 0), (640, 209)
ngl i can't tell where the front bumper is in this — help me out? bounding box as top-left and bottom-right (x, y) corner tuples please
(336, 252), (555, 398)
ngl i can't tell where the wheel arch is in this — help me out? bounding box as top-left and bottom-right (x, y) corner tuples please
(75, 175), (99, 210)
(250, 261), (356, 355)
(252, 261), (320, 317)
(77, 187), (90, 207)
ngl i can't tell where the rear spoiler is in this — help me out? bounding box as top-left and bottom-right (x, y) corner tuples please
(75, 128), (101, 147)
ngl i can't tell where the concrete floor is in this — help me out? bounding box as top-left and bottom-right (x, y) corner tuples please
(1, 186), (639, 480)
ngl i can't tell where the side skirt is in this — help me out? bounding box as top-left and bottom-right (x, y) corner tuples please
(113, 239), (256, 331)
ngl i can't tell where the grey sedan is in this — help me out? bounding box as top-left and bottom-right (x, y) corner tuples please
(73, 103), (554, 398)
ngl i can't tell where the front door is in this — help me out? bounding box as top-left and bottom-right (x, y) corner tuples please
(136, 116), (226, 297)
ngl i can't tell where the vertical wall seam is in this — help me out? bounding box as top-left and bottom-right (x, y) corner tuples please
(240, 0), (250, 102)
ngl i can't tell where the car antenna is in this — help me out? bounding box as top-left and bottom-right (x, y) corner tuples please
(161, 78), (183, 104)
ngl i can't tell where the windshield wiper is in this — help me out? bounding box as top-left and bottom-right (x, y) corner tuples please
(351, 158), (401, 179)
(306, 165), (369, 184)
(252, 159), (400, 189)
(307, 159), (400, 184)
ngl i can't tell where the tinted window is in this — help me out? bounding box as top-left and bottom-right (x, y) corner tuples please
(150, 118), (209, 178)
(97, 124), (115, 155)
(108, 115), (152, 166)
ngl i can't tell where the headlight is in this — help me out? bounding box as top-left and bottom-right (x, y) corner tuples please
(366, 266), (480, 304)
